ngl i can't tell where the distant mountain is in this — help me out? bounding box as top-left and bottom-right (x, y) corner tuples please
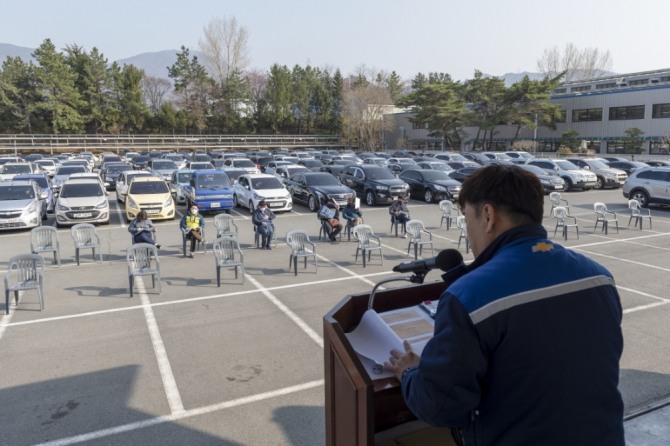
(0, 43), (35, 63)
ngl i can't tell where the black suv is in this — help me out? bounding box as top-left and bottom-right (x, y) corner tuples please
(338, 165), (409, 206)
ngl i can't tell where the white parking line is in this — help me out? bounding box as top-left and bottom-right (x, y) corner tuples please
(34, 379), (324, 446)
(136, 277), (184, 414)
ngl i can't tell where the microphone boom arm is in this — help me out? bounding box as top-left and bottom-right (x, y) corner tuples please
(367, 272), (428, 310)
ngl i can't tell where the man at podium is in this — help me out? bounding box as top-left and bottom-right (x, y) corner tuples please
(385, 165), (624, 445)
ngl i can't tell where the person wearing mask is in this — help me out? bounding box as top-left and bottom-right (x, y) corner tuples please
(128, 210), (160, 249)
(342, 197), (363, 228)
(318, 198), (342, 242)
(180, 204), (205, 257)
(252, 200), (275, 250)
(389, 197), (410, 237)
(384, 165), (624, 445)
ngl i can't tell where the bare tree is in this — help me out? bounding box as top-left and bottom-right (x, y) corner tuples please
(537, 43), (613, 82)
(342, 84), (394, 150)
(246, 68), (267, 117)
(141, 75), (172, 114)
(198, 16), (250, 86)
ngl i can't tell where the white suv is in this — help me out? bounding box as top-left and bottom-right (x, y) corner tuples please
(526, 158), (597, 191)
(233, 174), (292, 213)
(622, 167), (670, 208)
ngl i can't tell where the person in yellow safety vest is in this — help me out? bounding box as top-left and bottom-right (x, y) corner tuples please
(180, 204), (205, 257)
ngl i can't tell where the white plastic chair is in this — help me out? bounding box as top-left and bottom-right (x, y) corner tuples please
(593, 202), (619, 235)
(213, 214), (239, 240)
(405, 220), (434, 260)
(286, 230), (317, 276)
(30, 226), (61, 266)
(456, 216), (470, 253)
(352, 224), (383, 267)
(70, 223), (103, 265)
(181, 227), (206, 256)
(549, 192), (569, 215)
(439, 200), (460, 230)
(4, 254), (44, 314)
(627, 199), (651, 230)
(127, 243), (161, 298)
(553, 206), (579, 240)
(213, 238), (245, 286)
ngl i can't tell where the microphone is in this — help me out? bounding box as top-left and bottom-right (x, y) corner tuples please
(392, 249), (464, 274)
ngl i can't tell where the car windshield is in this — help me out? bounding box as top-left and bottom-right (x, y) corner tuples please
(519, 165), (548, 176)
(15, 176), (48, 188)
(233, 159), (255, 168)
(35, 160), (55, 167)
(197, 173), (232, 189)
(305, 174), (341, 186)
(176, 172), (192, 183)
(56, 166), (86, 175)
(252, 177), (283, 189)
(60, 183), (103, 198)
(555, 160), (579, 170)
(365, 167), (396, 180)
(420, 170), (452, 181)
(164, 155), (183, 162)
(2, 164), (31, 174)
(428, 163), (452, 171)
(106, 164), (130, 174)
(585, 160), (609, 169)
(191, 163), (214, 170)
(0, 185), (34, 200)
(152, 161), (177, 170)
(129, 181), (169, 194)
(301, 160), (323, 167)
(134, 156), (151, 163)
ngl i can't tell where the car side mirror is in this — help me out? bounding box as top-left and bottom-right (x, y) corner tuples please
(555, 167), (560, 172)
(39, 191), (48, 200)
(583, 166), (590, 170)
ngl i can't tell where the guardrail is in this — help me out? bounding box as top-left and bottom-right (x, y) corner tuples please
(0, 134), (344, 155)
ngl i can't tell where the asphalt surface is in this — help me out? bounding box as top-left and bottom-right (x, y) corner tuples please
(1, 188), (669, 445)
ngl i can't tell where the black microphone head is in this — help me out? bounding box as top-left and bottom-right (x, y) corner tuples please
(435, 249), (464, 272)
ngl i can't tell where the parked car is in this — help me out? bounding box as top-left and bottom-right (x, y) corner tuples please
(34, 159), (58, 177)
(505, 151), (535, 163)
(297, 159), (324, 171)
(223, 158), (261, 174)
(448, 166), (481, 183)
(220, 167), (248, 185)
(187, 161), (215, 171)
(274, 164), (310, 180)
(445, 161), (480, 170)
(416, 161), (454, 172)
(99, 162), (132, 191)
(169, 169), (194, 205)
(233, 174), (292, 213)
(644, 160), (670, 167)
(147, 159), (178, 181)
(433, 152), (469, 162)
(461, 153), (491, 165)
(55, 179), (109, 227)
(52, 165), (87, 194)
(162, 154), (187, 170)
(481, 152), (514, 162)
(526, 158), (597, 191)
(338, 165), (410, 206)
(0, 180), (47, 230)
(398, 169), (462, 203)
(0, 163), (36, 181)
(385, 157), (419, 175)
(602, 156), (628, 163)
(115, 170), (154, 203)
(622, 167), (670, 207)
(516, 164), (566, 194)
(566, 158), (628, 189)
(182, 170), (235, 213)
(13, 173), (55, 213)
(264, 160), (293, 176)
(125, 176), (176, 221)
(606, 160), (650, 176)
(285, 172), (355, 211)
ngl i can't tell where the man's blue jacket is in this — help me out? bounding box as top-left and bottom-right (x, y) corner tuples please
(401, 225), (624, 445)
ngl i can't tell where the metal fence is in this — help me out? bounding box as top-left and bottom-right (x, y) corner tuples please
(0, 134), (343, 155)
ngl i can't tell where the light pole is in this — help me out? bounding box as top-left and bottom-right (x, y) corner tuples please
(533, 113), (538, 155)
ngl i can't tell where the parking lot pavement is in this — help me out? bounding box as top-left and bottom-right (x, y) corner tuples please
(1, 188), (669, 445)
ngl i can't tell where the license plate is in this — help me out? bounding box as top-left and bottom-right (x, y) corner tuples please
(74, 213), (92, 218)
(210, 202), (220, 208)
(145, 209), (160, 214)
(269, 202), (282, 208)
(392, 196), (398, 200)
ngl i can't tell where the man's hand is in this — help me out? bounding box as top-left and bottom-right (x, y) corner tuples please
(384, 340), (420, 381)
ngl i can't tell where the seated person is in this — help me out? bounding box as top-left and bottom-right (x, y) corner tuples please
(252, 200), (275, 250)
(318, 198), (342, 242)
(342, 197), (363, 228)
(180, 204), (205, 257)
(389, 197), (410, 236)
(128, 210), (160, 249)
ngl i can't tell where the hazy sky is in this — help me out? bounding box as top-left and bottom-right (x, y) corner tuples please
(3, 0), (669, 81)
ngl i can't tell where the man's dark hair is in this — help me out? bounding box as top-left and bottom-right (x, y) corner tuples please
(458, 165), (544, 224)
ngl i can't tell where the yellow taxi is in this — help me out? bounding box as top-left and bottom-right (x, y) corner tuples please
(125, 176), (175, 221)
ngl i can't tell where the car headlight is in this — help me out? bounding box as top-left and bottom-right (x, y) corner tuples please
(163, 197), (173, 207)
(375, 185), (389, 191)
(94, 201), (107, 209)
(541, 179), (551, 185)
(434, 185), (446, 191)
(57, 203), (69, 211)
(25, 202), (38, 214)
(253, 192), (264, 200)
(127, 197), (139, 209)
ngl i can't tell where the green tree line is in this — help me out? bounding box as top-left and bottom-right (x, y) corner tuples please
(0, 39), (564, 150)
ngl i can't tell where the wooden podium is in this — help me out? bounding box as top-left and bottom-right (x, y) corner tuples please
(323, 280), (449, 446)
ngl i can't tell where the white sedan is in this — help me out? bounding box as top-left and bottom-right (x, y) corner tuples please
(233, 174), (292, 213)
